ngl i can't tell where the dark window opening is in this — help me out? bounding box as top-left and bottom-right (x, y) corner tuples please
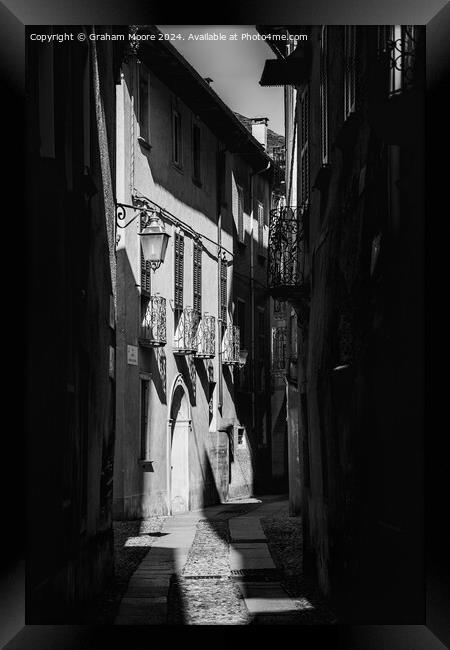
(172, 109), (182, 167)
(140, 378), (150, 460)
(192, 123), (201, 183)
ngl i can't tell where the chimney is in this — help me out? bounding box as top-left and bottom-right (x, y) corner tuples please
(251, 117), (269, 150)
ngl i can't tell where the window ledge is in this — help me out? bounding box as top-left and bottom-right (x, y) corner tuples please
(139, 459), (154, 471)
(172, 161), (184, 175)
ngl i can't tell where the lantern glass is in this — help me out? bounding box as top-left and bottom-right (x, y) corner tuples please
(139, 212), (170, 266)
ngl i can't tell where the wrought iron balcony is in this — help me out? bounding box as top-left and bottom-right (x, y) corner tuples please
(268, 206), (308, 301)
(222, 325), (240, 365)
(173, 307), (200, 355)
(139, 295), (166, 347)
(196, 314), (216, 359)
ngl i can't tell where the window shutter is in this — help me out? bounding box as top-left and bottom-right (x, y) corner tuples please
(238, 187), (244, 242)
(140, 213), (151, 294)
(220, 255), (227, 323)
(193, 241), (202, 314)
(174, 232), (184, 310)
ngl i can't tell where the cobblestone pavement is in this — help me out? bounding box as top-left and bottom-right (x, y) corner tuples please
(114, 496), (336, 625)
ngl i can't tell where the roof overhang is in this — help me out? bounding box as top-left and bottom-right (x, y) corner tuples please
(259, 45), (311, 87)
(132, 26), (271, 171)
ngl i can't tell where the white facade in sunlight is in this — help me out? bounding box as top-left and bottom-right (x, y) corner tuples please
(113, 40), (272, 519)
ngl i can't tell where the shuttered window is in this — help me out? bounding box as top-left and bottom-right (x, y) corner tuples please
(320, 26), (329, 164)
(237, 186), (244, 242)
(257, 201), (264, 252)
(220, 255), (227, 324)
(140, 213), (151, 295)
(174, 231), (184, 310)
(344, 26), (356, 119)
(300, 86), (310, 207)
(193, 240), (202, 314)
(140, 379), (150, 460)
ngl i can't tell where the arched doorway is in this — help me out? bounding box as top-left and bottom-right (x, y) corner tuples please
(168, 376), (191, 514)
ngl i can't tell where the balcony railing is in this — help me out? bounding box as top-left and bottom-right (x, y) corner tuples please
(173, 307), (199, 355)
(222, 325), (240, 365)
(139, 295), (166, 347)
(196, 314), (216, 359)
(268, 206), (307, 300)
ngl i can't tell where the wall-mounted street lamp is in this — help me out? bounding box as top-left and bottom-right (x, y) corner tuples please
(139, 211), (170, 271)
(116, 202), (170, 271)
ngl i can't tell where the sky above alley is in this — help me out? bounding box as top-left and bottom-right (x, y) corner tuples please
(157, 26), (285, 136)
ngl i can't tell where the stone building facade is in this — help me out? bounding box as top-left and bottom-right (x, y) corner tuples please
(26, 27), (124, 621)
(259, 25), (425, 621)
(113, 27), (273, 519)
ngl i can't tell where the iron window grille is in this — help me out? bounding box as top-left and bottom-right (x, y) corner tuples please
(344, 26), (357, 119)
(173, 306), (199, 355)
(378, 25), (419, 97)
(272, 326), (287, 374)
(222, 324), (241, 365)
(320, 26), (329, 164)
(268, 205), (307, 297)
(196, 314), (216, 359)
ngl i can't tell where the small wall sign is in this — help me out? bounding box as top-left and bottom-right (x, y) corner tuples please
(127, 345), (138, 366)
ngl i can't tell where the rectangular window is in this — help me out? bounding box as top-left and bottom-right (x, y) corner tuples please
(140, 378), (150, 460)
(138, 65), (150, 143)
(220, 255), (227, 324)
(237, 185), (244, 242)
(174, 231), (184, 319)
(320, 26), (329, 164)
(257, 200), (264, 252)
(236, 299), (245, 348)
(258, 308), (266, 391)
(300, 87), (310, 207)
(238, 427), (245, 446)
(193, 240), (202, 315)
(192, 123), (201, 184)
(140, 213), (151, 295)
(344, 26), (356, 119)
(172, 109), (182, 167)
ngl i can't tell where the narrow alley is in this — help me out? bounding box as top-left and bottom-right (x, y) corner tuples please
(113, 496), (335, 625)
